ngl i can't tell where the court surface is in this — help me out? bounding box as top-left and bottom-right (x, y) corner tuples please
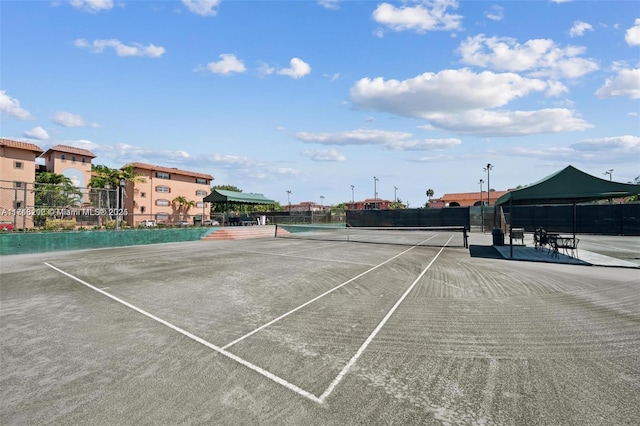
(1, 234), (639, 425)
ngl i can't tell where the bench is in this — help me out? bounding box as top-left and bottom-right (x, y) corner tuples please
(510, 228), (525, 245)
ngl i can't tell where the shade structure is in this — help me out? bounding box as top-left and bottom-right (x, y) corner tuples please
(495, 165), (639, 206)
(203, 189), (275, 205)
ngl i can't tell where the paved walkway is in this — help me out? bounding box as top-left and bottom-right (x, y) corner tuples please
(467, 232), (639, 269)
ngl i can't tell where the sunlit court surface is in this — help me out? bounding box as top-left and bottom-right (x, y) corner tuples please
(1, 234), (639, 425)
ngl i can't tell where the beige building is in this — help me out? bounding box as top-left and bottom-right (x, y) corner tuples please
(123, 162), (214, 226)
(41, 145), (96, 203)
(0, 139), (44, 228)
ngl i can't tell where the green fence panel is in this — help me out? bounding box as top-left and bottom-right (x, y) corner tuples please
(0, 228), (216, 255)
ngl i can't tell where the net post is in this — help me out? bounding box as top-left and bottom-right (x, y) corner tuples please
(274, 224), (278, 238)
(463, 227), (468, 248)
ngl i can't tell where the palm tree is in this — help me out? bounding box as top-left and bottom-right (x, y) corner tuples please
(425, 188), (435, 207)
(34, 172), (82, 219)
(172, 196), (196, 222)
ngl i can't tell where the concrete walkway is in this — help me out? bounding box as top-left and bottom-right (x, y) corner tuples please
(467, 232), (639, 269)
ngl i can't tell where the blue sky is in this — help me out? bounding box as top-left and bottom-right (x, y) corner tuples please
(1, 0), (639, 207)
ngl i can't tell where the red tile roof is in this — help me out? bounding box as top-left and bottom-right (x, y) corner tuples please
(0, 138), (44, 154)
(42, 144), (97, 158)
(127, 162), (214, 180)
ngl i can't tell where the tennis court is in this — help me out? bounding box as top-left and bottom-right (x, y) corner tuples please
(1, 231), (639, 425)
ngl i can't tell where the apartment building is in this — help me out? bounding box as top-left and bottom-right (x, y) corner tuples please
(123, 162), (214, 226)
(345, 198), (397, 210)
(429, 190), (509, 208)
(41, 144), (96, 203)
(0, 138), (44, 228)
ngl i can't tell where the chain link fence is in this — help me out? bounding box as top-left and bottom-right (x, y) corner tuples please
(1, 180), (120, 231)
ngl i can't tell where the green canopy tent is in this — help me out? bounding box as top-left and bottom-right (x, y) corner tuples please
(203, 189), (276, 225)
(495, 165), (640, 257)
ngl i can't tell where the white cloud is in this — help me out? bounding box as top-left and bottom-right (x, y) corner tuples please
(277, 58), (311, 79)
(197, 54), (246, 75)
(53, 111), (100, 128)
(373, 0), (463, 33)
(457, 35), (599, 79)
(69, 0), (114, 13)
(595, 68), (640, 99)
(625, 18), (640, 46)
(23, 126), (49, 140)
(386, 138), (461, 151)
(484, 5), (504, 22)
(423, 108), (592, 136)
(182, 0), (220, 17)
(318, 0), (340, 10)
(350, 69), (548, 117)
(570, 135), (640, 152)
(295, 129), (413, 146)
(75, 38), (165, 58)
(0, 91), (31, 120)
(302, 149), (346, 161)
(569, 21), (593, 37)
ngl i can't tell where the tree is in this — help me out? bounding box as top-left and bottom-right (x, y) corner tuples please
(89, 164), (146, 224)
(34, 172), (83, 218)
(425, 188), (435, 207)
(172, 196), (196, 221)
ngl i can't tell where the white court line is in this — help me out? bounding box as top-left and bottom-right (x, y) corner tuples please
(222, 244), (419, 349)
(44, 262), (323, 404)
(318, 235), (453, 403)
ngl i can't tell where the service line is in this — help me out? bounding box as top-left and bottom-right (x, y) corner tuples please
(44, 262), (323, 404)
(318, 235), (453, 402)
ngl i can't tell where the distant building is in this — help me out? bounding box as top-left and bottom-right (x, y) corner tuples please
(346, 198), (397, 210)
(429, 190), (509, 208)
(286, 201), (330, 212)
(123, 162), (214, 226)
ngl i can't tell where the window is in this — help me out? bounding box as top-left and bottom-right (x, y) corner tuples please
(156, 172), (170, 179)
(14, 161), (23, 169)
(156, 213), (169, 221)
(156, 186), (170, 193)
(15, 201), (23, 208)
(72, 156), (76, 162)
(81, 157), (86, 164)
(140, 192), (147, 198)
(195, 190), (207, 196)
(140, 206), (146, 213)
(61, 154), (66, 160)
(14, 181), (22, 188)
(156, 199), (170, 207)
(196, 178), (207, 184)
(196, 202), (204, 208)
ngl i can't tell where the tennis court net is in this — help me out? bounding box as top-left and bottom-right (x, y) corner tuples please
(275, 224), (468, 248)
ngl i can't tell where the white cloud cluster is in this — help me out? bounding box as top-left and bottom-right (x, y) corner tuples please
(349, 68), (591, 136)
(484, 5), (504, 22)
(276, 58), (312, 79)
(625, 18), (640, 46)
(595, 68), (640, 99)
(302, 149), (346, 162)
(69, 0), (114, 13)
(294, 129), (461, 151)
(182, 0), (221, 17)
(457, 35), (599, 79)
(53, 111), (100, 128)
(75, 38), (165, 58)
(373, 0), (463, 33)
(318, 0), (341, 10)
(24, 126), (49, 140)
(0, 91), (31, 120)
(196, 54), (246, 75)
(569, 21), (593, 38)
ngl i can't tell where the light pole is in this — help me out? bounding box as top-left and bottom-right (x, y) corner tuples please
(350, 185), (354, 207)
(373, 176), (379, 209)
(483, 164), (493, 227)
(394, 186), (398, 203)
(118, 178), (126, 229)
(286, 190), (291, 211)
(479, 179), (484, 232)
(320, 195), (324, 208)
(604, 169), (613, 181)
